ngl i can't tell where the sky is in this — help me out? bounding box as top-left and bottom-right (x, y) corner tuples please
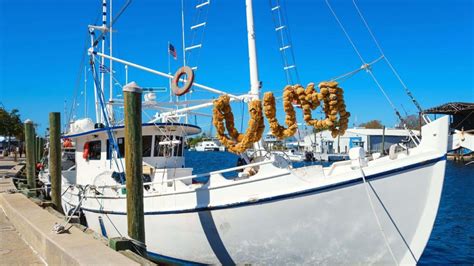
(0, 0), (473, 136)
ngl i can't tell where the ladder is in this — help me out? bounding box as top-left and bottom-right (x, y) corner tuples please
(270, 0), (300, 85)
(184, 0), (211, 72)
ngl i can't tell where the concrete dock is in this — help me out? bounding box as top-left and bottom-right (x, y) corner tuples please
(0, 156), (145, 265)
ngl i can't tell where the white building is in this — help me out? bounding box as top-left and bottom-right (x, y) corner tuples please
(303, 128), (420, 154)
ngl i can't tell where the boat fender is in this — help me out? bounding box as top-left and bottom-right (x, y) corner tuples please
(83, 142), (90, 160)
(171, 66), (194, 96)
(389, 144), (398, 160)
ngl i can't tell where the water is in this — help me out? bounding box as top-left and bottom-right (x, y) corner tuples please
(419, 161), (474, 264)
(185, 151), (474, 264)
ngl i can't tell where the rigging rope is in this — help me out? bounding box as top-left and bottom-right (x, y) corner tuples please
(90, 57), (125, 175)
(358, 161), (399, 265)
(351, 0), (425, 115)
(324, 0), (407, 125)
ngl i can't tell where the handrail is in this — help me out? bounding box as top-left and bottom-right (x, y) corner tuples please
(96, 159), (275, 189)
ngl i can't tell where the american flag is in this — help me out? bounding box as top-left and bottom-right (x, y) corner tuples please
(168, 43), (177, 60)
(99, 64), (110, 73)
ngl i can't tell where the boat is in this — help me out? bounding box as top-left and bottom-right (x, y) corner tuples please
(195, 139), (225, 152)
(58, 0), (451, 264)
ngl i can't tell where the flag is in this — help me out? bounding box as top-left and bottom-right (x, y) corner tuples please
(168, 43), (177, 60)
(99, 64), (110, 73)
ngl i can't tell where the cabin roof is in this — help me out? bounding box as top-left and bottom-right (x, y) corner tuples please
(62, 122), (201, 138)
(423, 102), (474, 115)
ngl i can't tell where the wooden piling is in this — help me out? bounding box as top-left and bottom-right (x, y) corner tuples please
(38, 137), (44, 162)
(24, 120), (36, 194)
(123, 82), (146, 253)
(34, 136), (38, 163)
(49, 112), (63, 213)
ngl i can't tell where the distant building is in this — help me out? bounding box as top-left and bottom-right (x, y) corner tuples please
(303, 128), (420, 154)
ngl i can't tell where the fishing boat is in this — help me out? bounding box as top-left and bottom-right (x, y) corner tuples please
(59, 0), (450, 264)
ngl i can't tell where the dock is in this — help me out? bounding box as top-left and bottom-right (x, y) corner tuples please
(0, 156), (151, 265)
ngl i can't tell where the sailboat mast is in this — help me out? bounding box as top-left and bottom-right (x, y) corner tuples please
(245, 0), (261, 100)
(245, 0), (264, 153)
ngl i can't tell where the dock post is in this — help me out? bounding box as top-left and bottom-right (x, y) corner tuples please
(49, 112), (63, 213)
(24, 120), (36, 196)
(39, 137), (44, 161)
(123, 82), (146, 256)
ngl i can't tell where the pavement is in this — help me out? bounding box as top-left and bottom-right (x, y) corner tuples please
(0, 208), (46, 265)
(0, 157), (45, 265)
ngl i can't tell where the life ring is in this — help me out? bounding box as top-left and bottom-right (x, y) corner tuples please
(63, 138), (73, 148)
(83, 142), (90, 160)
(171, 66), (194, 96)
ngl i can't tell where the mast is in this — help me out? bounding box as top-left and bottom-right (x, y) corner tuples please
(84, 66), (87, 117)
(245, 0), (261, 100)
(108, 0), (114, 122)
(180, 0), (188, 123)
(181, 0), (186, 67)
(245, 0), (263, 153)
(100, 0), (107, 124)
(89, 28), (100, 123)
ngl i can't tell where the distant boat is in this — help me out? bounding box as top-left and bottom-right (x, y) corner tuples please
(194, 139), (225, 152)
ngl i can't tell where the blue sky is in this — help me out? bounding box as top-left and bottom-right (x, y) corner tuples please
(0, 0), (472, 136)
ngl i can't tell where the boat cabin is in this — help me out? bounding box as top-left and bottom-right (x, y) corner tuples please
(63, 122), (201, 186)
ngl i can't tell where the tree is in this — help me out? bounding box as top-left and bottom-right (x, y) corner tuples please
(0, 107), (25, 149)
(398, 114), (422, 130)
(359, 120), (384, 129)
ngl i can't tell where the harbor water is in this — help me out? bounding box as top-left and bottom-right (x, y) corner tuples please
(185, 151), (474, 264)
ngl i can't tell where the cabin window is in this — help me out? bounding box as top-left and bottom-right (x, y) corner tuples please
(174, 136), (183, 157)
(154, 135), (171, 157)
(154, 135), (182, 157)
(142, 135), (152, 157)
(88, 140), (102, 160)
(106, 138), (125, 159)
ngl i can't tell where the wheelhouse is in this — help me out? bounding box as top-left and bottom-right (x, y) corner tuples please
(63, 123), (201, 185)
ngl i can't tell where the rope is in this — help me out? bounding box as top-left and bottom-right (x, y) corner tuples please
(358, 159), (398, 265)
(331, 55), (384, 82)
(53, 185), (90, 234)
(90, 56), (125, 176)
(92, 192), (124, 237)
(325, 0), (366, 64)
(325, 0), (409, 126)
(351, 0), (425, 116)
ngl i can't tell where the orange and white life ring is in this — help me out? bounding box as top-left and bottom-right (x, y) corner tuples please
(171, 66), (194, 96)
(83, 142), (90, 160)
